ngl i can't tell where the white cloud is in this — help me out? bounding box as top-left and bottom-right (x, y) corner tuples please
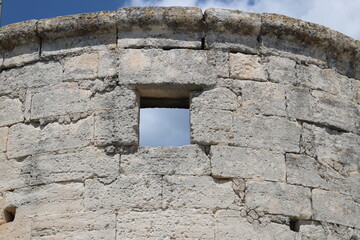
(124, 0), (360, 39)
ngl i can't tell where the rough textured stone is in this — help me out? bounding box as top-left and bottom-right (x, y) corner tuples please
(266, 56), (297, 84)
(0, 97), (24, 127)
(121, 145), (210, 175)
(0, 154), (25, 191)
(84, 176), (162, 211)
(230, 53), (267, 81)
(163, 176), (237, 209)
(211, 146), (285, 181)
(3, 42), (39, 68)
(0, 127), (8, 152)
(90, 86), (137, 111)
(117, 209), (214, 239)
(246, 181), (312, 218)
(313, 189), (360, 228)
(7, 117), (93, 159)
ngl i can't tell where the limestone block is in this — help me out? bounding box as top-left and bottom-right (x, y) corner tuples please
(117, 209), (214, 239)
(63, 52), (99, 80)
(117, 7), (204, 49)
(266, 56), (297, 85)
(84, 176), (162, 211)
(118, 49), (226, 86)
(211, 146), (285, 181)
(287, 87), (359, 133)
(121, 145), (210, 175)
(233, 115), (301, 153)
(7, 117), (93, 159)
(24, 147), (119, 185)
(215, 210), (296, 240)
(90, 86), (137, 111)
(30, 211), (116, 240)
(3, 42), (39, 68)
(229, 53), (267, 81)
(297, 221), (327, 240)
(4, 182), (84, 218)
(0, 61), (63, 95)
(0, 220), (31, 240)
(245, 181), (312, 218)
(0, 97), (24, 127)
(30, 83), (92, 120)
(0, 153), (26, 191)
(94, 109), (138, 146)
(192, 88), (239, 111)
(0, 127), (8, 152)
(239, 81), (286, 116)
(205, 8), (261, 53)
(313, 189), (360, 228)
(163, 176), (237, 209)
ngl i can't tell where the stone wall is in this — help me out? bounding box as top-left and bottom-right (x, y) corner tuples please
(0, 7), (359, 239)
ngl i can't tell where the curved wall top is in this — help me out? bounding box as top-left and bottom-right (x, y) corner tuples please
(0, 7), (359, 240)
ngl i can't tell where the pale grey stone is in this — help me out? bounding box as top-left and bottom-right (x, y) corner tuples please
(0, 153), (26, 191)
(0, 219), (31, 240)
(121, 145), (210, 175)
(298, 221), (327, 240)
(233, 115), (301, 153)
(94, 109), (138, 146)
(0, 97), (24, 127)
(117, 209), (214, 239)
(211, 146), (286, 181)
(62, 52), (99, 81)
(313, 189), (360, 228)
(84, 176), (162, 211)
(90, 86), (137, 111)
(0, 127), (7, 152)
(229, 53), (267, 81)
(3, 42), (39, 68)
(163, 176), (237, 209)
(266, 56), (297, 84)
(245, 181), (312, 218)
(7, 117), (93, 159)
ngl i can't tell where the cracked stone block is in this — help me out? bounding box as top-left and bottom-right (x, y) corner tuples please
(94, 109), (138, 146)
(211, 146), (285, 181)
(233, 115), (301, 153)
(162, 176), (237, 209)
(266, 56), (297, 84)
(121, 145), (210, 175)
(23, 147), (119, 185)
(313, 189), (360, 228)
(118, 49), (226, 86)
(90, 86), (137, 111)
(30, 211), (116, 240)
(215, 210), (297, 240)
(229, 53), (267, 81)
(84, 176), (162, 211)
(30, 83), (92, 120)
(245, 181), (312, 218)
(0, 127), (8, 152)
(117, 209), (215, 239)
(7, 117), (93, 159)
(0, 97), (24, 127)
(0, 61), (63, 95)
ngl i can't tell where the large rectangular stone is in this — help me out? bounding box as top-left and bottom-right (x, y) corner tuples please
(0, 127), (7, 152)
(245, 181), (312, 218)
(266, 56), (297, 85)
(0, 97), (24, 127)
(313, 189), (360, 228)
(211, 146), (285, 181)
(118, 49), (227, 86)
(0, 153), (26, 191)
(229, 53), (267, 81)
(90, 86), (137, 111)
(7, 117), (93, 159)
(117, 209), (214, 239)
(163, 176), (237, 209)
(121, 145), (210, 175)
(84, 176), (162, 211)
(233, 115), (301, 153)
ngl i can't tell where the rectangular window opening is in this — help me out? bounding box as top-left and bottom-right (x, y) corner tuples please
(139, 96), (190, 147)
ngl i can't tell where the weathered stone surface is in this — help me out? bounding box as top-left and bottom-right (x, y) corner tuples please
(246, 181), (312, 218)
(118, 49), (225, 86)
(3, 42), (39, 68)
(0, 97), (24, 127)
(0, 127), (7, 152)
(211, 146), (285, 181)
(0, 20), (38, 50)
(205, 8), (261, 53)
(215, 210), (296, 240)
(0, 154), (26, 191)
(117, 209), (214, 239)
(90, 86), (137, 110)
(118, 7), (204, 49)
(163, 176), (237, 209)
(84, 176), (162, 211)
(230, 53), (267, 81)
(266, 56), (297, 84)
(7, 117), (93, 159)
(0, 61), (63, 95)
(233, 115), (301, 153)
(30, 83), (91, 120)
(313, 189), (360, 228)
(94, 109), (138, 146)
(121, 145), (210, 175)
(0, 220), (31, 240)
